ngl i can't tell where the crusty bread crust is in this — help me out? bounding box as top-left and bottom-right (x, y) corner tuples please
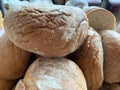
(15, 57), (87, 90)
(99, 30), (120, 83)
(0, 29), (31, 80)
(84, 7), (116, 31)
(68, 28), (103, 90)
(4, 2), (89, 57)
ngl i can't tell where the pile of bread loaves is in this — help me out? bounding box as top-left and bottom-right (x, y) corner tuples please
(0, 0), (120, 90)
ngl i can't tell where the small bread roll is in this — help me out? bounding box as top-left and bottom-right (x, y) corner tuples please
(15, 57), (87, 90)
(84, 7), (116, 31)
(0, 29), (31, 80)
(99, 30), (120, 83)
(0, 11), (2, 29)
(68, 28), (103, 90)
(4, 1), (89, 57)
(0, 78), (16, 90)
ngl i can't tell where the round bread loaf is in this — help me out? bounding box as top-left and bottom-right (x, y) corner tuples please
(0, 29), (31, 80)
(84, 7), (116, 31)
(0, 78), (16, 90)
(4, 1), (89, 57)
(68, 28), (103, 90)
(15, 57), (87, 90)
(99, 30), (120, 83)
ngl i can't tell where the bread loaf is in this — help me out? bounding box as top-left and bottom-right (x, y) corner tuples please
(0, 29), (31, 80)
(15, 57), (87, 90)
(84, 7), (116, 31)
(68, 28), (103, 90)
(99, 30), (120, 83)
(4, 1), (89, 57)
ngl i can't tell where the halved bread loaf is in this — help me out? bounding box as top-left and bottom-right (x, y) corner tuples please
(84, 7), (116, 31)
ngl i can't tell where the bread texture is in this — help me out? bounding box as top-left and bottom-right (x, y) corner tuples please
(15, 57), (87, 90)
(4, 1), (89, 57)
(99, 30), (120, 83)
(84, 7), (116, 31)
(0, 29), (31, 80)
(68, 28), (103, 90)
(0, 78), (16, 90)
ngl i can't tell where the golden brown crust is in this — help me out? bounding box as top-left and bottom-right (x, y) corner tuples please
(84, 7), (116, 31)
(15, 57), (87, 90)
(99, 30), (120, 83)
(4, 2), (89, 57)
(0, 29), (31, 80)
(68, 28), (103, 90)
